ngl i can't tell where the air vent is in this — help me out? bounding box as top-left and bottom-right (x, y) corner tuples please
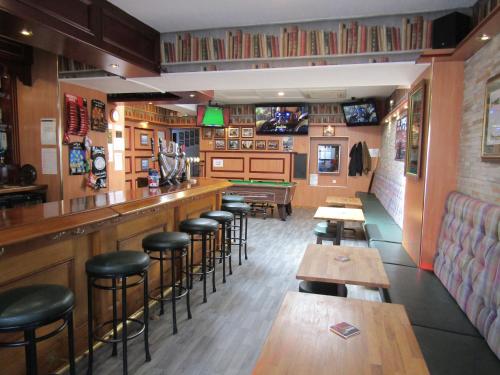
(304, 89), (347, 100)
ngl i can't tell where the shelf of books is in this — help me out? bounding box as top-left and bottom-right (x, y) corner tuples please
(229, 105), (255, 125)
(309, 104), (344, 125)
(161, 14), (436, 72)
(124, 105), (196, 126)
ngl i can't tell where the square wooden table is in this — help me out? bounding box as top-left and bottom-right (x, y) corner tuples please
(313, 206), (365, 245)
(325, 196), (363, 208)
(252, 292), (430, 375)
(296, 244), (390, 289)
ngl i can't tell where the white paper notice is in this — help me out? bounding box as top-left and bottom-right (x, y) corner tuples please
(108, 144), (114, 162)
(369, 148), (380, 157)
(213, 159), (223, 168)
(114, 152), (123, 171)
(114, 138), (125, 151)
(41, 148), (58, 175)
(309, 173), (318, 186)
(41, 118), (57, 145)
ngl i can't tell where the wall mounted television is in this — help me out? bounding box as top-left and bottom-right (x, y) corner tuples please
(341, 99), (379, 126)
(255, 104), (309, 135)
(197, 105), (229, 127)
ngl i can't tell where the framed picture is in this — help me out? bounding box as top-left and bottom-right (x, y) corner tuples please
(141, 158), (149, 171)
(228, 139), (240, 150)
(406, 81), (426, 178)
(214, 139), (226, 150)
(241, 127), (254, 138)
(317, 144), (340, 174)
(255, 140), (266, 150)
(202, 127), (213, 139)
(395, 114), (407, 161)
(241, 140), (254, 150)
(282, 136), (293, 152)
(228, 127), (240, 138)
(481, 73), (500, 158)
(140, 134), (149, 145)
(267, 140), (279, 150)
(214, 128), (225, 138)
(323, 125), (335, 136)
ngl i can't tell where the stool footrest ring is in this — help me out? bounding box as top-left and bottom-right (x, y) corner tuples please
(93, 318), (145, 344)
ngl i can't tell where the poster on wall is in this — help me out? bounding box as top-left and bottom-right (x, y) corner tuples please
(395, 115), (407, 161)
(64, 93), (89, 139)
(90, 99), (107, 132)
(89, 146), (107, 189)
(283, 136), (294, 152)
(69, 142), (87, 175)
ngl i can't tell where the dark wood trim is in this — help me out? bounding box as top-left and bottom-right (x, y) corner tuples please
(134, 156), (150, 173)
(209, 156), (245, 173)
(124, 156), (132, 174)
(134, 127), (154, 150)
(124, 125), (131, 151)
(249, 157), (286, 174)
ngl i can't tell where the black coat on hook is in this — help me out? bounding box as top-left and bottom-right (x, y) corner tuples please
(348, 142), (363, 176)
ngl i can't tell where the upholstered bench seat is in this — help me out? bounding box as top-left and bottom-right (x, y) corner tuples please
(414, 326), (500, 375)
(384, 263), (480, 337)
(370, 241), (416, 268)
(364, 223), (403, 244)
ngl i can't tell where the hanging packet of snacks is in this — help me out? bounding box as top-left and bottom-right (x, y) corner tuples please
(88, 146), (107, 190)
(64, 93), (89, 143)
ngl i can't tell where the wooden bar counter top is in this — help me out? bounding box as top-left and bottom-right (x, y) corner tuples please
(0, 178), (231, 375)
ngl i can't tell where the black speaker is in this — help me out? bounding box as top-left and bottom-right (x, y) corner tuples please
(432, 12), (471, 49)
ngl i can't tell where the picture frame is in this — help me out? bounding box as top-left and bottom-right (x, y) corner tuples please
(228, 127), (240, 138)
(395, 114), (407, 162)
(214, 128), (226, 138)
(202, 127), (213, 139)
(255, 140), (266, 150)
(140, 134), (149, 145)
(228, 139), (240, 150)
(406, 81), (426, 178)
(481, 73), (500, 159)
(323, 125), (335, 137)
(241, 140), (254, 150)
(241, 127), (254, 138)
(317, 144), (341, 174)
(141, 158), (150, 171)
(267, 140), (279, 150)
(214, 139), (226, 150)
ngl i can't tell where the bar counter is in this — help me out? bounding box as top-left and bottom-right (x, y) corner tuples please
(0, 178), (231, 375)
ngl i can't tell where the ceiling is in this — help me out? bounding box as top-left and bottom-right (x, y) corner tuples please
(109, 0), (474, 33)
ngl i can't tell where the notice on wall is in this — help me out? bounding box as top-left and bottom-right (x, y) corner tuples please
(369, 148), (380, 157)
(114, 152), (123, 171)
(41, 148), (58, 175)
(213, 159), (224, 168)
(114, 130), (124, 151)
(309, 173), (318, 186)
(41, 118), (57, 145)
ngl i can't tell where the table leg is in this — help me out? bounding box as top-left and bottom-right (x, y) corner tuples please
(285, 203), (292, 215)
(336, 221), (344, 245)
(277, 204), (287, 221)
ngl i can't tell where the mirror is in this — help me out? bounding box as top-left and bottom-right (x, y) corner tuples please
(406, 81), (426, 177)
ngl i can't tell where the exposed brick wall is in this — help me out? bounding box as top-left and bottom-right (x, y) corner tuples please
(457, 34), (500, 204)
(373, 117), (406, 227)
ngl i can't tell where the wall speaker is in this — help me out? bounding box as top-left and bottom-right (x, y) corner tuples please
(432, 12), (471, 49)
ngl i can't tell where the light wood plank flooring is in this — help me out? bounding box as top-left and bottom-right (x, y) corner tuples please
(77, 208), (379, 375)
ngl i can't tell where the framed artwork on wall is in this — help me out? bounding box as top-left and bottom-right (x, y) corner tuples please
(267, 140), (279, 150)
(323, 125), (335, 136)
(406, 81), (426, 177)
(228, 127), (240, 138)
(255, 140), (266, 150)
(241, 127), (254, 138)
(395, 114), (407, 161)
(140, 134), (149, 145)
(228, 139), (240, 150)
(214, 139), (225, 150)
(481, 73), (500, 159)
(241, 140), (254, 150)
(317, 144), (340, 174)
(214, 128), (225, 138)
(202, 127), (213, 139)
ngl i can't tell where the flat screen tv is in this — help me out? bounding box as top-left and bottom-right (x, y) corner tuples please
(197, 105), (229, 127)
(255, 104), (309, 135)
(341, 100), (379, 126)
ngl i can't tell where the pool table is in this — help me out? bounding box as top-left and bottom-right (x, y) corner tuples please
(226, 180), (296, 221)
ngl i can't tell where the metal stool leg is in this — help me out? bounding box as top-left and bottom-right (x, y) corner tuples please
(159, 251), (165, 315)
(226, 224), (233, 275)
(189, 237), (194, 289)
(24, 329), (37, 375)
(112, 278), (118, 356)
(244, 214), (248, 260)
(221, 223), (226, 283)
(238, 214), (243, 265)
(87, 276), (94, 375)
(143, 271), (151, 361)
(185, 247), (192, 319)
(171, 250), (177, 334)
(67, 311), (76, 375)
(121, 276), (128, 375)
(211, 232), (216, 293)
(201, 233), (207, 303)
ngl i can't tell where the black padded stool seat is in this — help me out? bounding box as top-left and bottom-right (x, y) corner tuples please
(0, 284), (74, 329)
(142, 232), (190, 252)
(299, 280), (347, 297)
(200, 210), (234, 223)
(180, 218), (219, 234)
(86, 251), (150, 277)
(221, 202), (251, 213)
(222, 195), (244, 203)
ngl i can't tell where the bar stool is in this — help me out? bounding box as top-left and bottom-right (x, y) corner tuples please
(200, 210), (234, 283)
(314, 221), (338, 245)
(221, 202), (251, 265)
(180, 218), (219, 303)
(0, 284), (76, 375)
(86, 251), (151, 375)
(142, 232), (192, 334)
(222, 194), (245, 204)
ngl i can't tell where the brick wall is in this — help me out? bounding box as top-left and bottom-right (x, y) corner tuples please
(457, 34), (500, 204)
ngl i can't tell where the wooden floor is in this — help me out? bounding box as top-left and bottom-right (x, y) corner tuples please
(76, 207), (379, 375)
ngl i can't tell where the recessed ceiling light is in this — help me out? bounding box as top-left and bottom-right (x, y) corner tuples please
(148, 102), (153, 105)
(479, 33), (490, 41)
(109, 63), (119, 69)
(189, 93), (196, 98)
(20, 29), (33, 37)
(278, 91), (285, 96)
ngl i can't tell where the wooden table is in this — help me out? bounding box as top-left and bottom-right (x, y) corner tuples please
(252, 292), (430, 375)
(326, 195), (363, 208)
(296, 244), (390, 297)
(313, 206), (365, 245)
